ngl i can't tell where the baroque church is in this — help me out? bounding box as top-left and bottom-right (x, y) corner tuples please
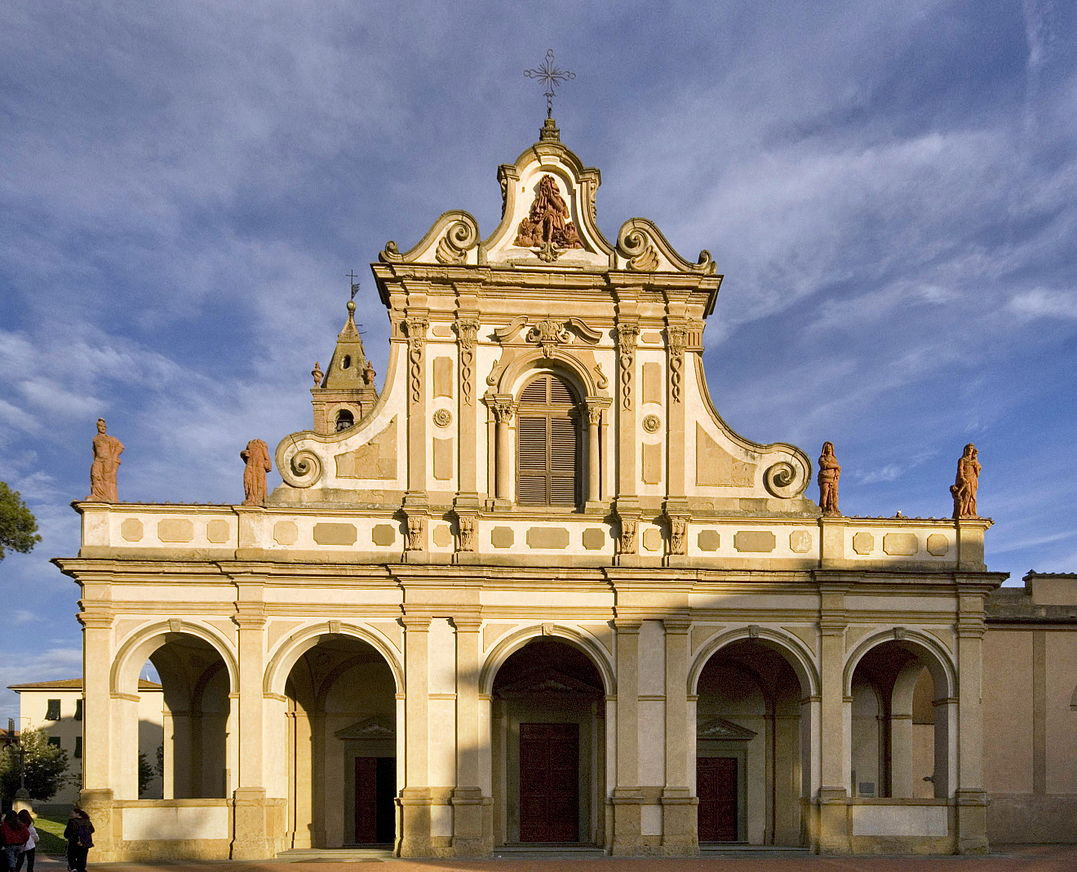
(56, 118), (1076, 860)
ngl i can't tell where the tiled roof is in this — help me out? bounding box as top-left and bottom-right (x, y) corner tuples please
(7, 677), (162, 691)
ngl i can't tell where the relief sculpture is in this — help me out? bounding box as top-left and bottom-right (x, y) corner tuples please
(515, 174), (582, 262)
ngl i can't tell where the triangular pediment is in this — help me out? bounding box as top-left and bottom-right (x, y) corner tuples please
(697, 717), (757, 742)
(334, 715), (394, 741)
(495, 667), (603, 698)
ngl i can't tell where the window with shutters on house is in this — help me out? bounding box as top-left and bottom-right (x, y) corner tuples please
(516, 372), (582, 508)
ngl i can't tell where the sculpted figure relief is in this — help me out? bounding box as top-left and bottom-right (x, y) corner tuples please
(241, 439), (272, 507)
(515, 174), (583, 255)
(88, 418), (124, 502)
(817, 441), (841, 516)
(951, 442), (981, 519)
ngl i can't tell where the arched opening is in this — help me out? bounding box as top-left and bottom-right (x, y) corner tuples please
(335, 409), (354, 431)
(694, 639), (809, 846)
(516, 373), (582, 507)
(283, 635), (397, 849)
(132, 634), (231, 800)
(490, 638), (606, 846)
(848, 639), (951, 799)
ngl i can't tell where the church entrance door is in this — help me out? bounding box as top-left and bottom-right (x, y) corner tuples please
(697, 756), (738, 841)
(353, 757), (396, 844)
(519, 722), (579, 842)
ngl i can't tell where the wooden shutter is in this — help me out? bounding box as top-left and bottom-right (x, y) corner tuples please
(516, 374), (580, 507)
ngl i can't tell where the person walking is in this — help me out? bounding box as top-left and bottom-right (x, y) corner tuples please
(63, 809), (94, 872)
(12, 811), (38, 872)
(0, 811), (29, 872)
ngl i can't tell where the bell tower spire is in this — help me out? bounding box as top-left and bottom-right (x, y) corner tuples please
(310, 277), (379, 435)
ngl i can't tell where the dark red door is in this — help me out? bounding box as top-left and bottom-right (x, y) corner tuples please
(354, 757), (396, 844)
(519, 723), (579, 842)
(697, 757), (738, 841)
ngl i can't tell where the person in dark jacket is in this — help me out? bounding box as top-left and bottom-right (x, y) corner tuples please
(63, 809), (94, 872)
(0, 811), (30, 872)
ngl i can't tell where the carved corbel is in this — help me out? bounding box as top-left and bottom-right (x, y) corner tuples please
(454, 514), (477, 552)
(666, 515), (689, 556)
(404, 514), (427, 551)
(526, 319), (571, 358)
(435, 219), (479, 265)
(616, 514), (638, 556)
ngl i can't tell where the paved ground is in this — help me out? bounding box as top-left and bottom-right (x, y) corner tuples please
(31, 844), (1077, 872)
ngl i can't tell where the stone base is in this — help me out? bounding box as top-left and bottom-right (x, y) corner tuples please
(988, 793), (1077, 843)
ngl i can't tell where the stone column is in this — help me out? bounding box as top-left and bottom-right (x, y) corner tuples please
(587, 405), (602, 504)
(400, 616), (434, 857)
(660, 618), (697, 854)
(611, 619), (642, 855)
(78, 605), (118, 860)
(231, 595), (272, 859)
(954, 590), (989, 854)
(815, 583), (850, 853)
(489, 397), (514, 504)
(451, 618), (491, 855)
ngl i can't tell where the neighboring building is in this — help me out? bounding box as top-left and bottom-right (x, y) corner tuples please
(52, 118), (1074, 862)
(8, 678), (164, 807)
(983, 572), (1077, 843)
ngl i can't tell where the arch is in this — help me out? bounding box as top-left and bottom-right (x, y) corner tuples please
(842, 629), (956, 699)
(264, 621), (403, 697)
(688, 626), (819, 698)
(110, 620), (238, 697)
(496, 350), (605, 402)
(479, 624), (615, 697)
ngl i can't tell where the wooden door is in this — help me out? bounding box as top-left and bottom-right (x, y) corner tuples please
(354, 757), (396, 844)
(519, 722), (579, 842)
(697, 756), (738, 841)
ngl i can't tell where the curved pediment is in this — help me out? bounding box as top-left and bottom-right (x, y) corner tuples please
(376, 121), (714, 275)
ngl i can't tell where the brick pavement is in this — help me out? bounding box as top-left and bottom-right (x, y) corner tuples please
(31, 844), (1077, 872)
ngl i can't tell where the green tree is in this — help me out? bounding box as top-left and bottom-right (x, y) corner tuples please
(0, 727), (71, 802)
(0, 481), (41, 561)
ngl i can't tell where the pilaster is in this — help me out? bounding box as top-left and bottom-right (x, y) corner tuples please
(451, 617), (492, 855)
(78, 598), (117, 860)
(955, 591), (989, 854)
(399, 615), (434, 856)
(611, 619), (642, 855)
(660, 618), (697, 854)
(815, 582), (850, 853)
(454, 311), (480, 502)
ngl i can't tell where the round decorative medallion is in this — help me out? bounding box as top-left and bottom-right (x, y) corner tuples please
(433, 409), (452, 427)
(642, 414), (661, 433)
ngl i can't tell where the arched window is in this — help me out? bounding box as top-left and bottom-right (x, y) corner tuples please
(517, 373), (580, 507)
(335, 409), (354, 431)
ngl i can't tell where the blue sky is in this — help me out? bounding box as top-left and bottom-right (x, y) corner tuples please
(1, 1), (1075, 721)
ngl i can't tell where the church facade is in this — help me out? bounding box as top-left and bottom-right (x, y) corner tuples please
(57, 120), (1068, 860)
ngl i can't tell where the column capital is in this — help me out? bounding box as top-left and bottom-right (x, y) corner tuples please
(401, 615), (433, 631)
(613, 618), (642, 633)
(662, 617), (691, 634)
(451, 617), (482, 633)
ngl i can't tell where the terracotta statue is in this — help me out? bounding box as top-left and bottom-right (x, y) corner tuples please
(88, 418), (124, 502)
(515, 174), (582, 249)
(817, 441), (841, 516)
(241, 439), (272, 506)
(951, 443), (981, 519)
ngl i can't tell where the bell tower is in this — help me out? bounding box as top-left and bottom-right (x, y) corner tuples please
(310, 297), (378, 435)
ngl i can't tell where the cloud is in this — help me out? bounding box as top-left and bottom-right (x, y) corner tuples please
(0, 647), (83, 723)
(1006, 288), (1077, 320)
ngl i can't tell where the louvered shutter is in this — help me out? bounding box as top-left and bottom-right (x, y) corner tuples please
(516, 374), (581, 507)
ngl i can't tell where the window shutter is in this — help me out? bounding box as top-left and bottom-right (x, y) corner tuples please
(516, 373), (581, 507)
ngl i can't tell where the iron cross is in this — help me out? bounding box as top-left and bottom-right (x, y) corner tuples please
(525, 49), (575, 119)
(346, 270), (360, 299)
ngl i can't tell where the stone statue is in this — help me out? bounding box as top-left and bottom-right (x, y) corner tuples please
(951, 443), (981, 519)
(817, 441), (841, 516)
(241, 439), (272, 506)
(311, 362), (324, 387)
(88, 418), (124, 502)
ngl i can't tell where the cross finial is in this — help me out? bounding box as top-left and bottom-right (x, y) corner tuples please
(345, 270), (360, 300)
(525, 49), (575, 120)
